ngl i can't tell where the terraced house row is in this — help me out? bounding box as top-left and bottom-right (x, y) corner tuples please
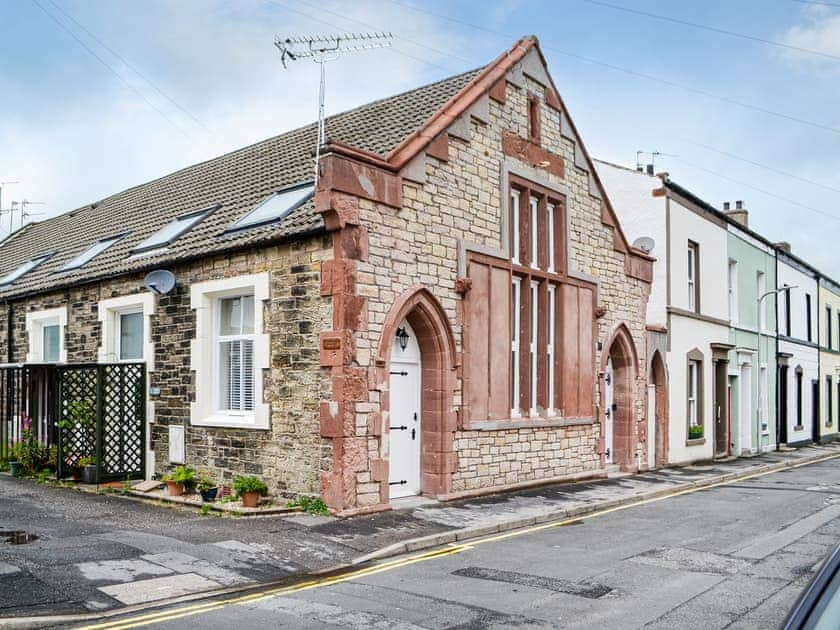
(0, 37), (835, 515)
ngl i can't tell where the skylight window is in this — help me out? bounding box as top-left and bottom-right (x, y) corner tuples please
(133, 206), (216, 254)
(0, 254), (51, 287)
(227, 182), (314, 233)
(60, 234), (124, 272)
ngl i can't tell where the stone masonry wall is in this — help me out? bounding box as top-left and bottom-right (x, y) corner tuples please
(0, 235), (333, 496)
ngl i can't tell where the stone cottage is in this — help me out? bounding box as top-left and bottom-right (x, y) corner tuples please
(0, 36), (652, 515)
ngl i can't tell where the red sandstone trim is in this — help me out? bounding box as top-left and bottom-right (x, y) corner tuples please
(502, 131), (564, 179)
(436, 469), (607, 502)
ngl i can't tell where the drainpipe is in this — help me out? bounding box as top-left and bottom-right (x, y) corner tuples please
(5, 301), (12, 363)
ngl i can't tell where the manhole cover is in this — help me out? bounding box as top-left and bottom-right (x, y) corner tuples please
(1, 530), (39, 544)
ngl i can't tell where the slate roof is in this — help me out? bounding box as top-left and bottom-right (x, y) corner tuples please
(0, 68), (483, 299)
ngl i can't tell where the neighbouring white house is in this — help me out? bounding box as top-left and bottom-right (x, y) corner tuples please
(596, 161), (733, 466)
(776, 247), (820, 447)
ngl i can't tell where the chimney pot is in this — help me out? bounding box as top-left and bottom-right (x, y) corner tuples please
(736, 200), (743, 209)
(723, 202), (730, 210)
(646, 164), (654, 176)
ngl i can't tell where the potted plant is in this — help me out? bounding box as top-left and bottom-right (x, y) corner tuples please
(8, 459), (21, 477)
(197, 476), (218, 502)
(78, 456), (97, 484)
(233, 475), (268, 508)
(162, 465), (195, 497)
(688, 424), (704, 440)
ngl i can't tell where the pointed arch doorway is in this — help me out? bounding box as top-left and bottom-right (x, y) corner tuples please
(602, 324), (639, 471)
(651, 351), (669, 467)
(388, 320), (421, 497)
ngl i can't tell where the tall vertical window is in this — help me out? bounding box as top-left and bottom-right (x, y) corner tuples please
(510, 189), (520, 264)
(759, 365), (768, 432)
(779, 284), (788, 336)
(756, 271), (766, 331)
(795, 368), (804, 428)
(527, 93), (540, 142)
(784, 286), (792, 337)
(728, 260), (738, 323)
(218, 295), (255, 412)
(115, 310), (144, 361)
(529, 281), (539, 416)
(836, 379), (839, 427)
(806, 294), (813, 342)
(547, 285), (556, 415)
(688, 360), (699, 427)
(529, 197), (539, 269)
(827, 307), (833, 350)
(827, 376), (833, 429)
(42, 325), (60, 363)
(687, 242), (699, 312)
(511, 278), (521, 417)
(546, 203), (555, 272)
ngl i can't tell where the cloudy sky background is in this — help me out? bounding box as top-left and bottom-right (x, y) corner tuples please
(1, 0), (838, 276)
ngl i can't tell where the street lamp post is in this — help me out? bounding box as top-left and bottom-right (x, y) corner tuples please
(756, 285), (795, 454)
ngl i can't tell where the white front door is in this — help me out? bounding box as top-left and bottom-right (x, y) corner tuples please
(740, 364), (753, 454)
(389, 321), (421, 498)
(605, 357), (614, 464)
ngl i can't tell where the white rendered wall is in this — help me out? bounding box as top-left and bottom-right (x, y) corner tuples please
(777, 257), (818, 343)
(778, 338), (819, 444)
(595, 161), (667, 327)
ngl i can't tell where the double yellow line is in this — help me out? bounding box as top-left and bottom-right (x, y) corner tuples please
(80, 452), (840, 629)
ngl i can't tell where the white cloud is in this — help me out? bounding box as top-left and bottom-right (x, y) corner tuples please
(779, 8), (840, 74)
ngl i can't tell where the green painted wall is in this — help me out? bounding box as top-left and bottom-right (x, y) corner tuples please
(726, 230), (777, 454)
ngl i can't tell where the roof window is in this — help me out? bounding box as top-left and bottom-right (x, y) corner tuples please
(133, 205), (216, 254)
(60, 234), (124, 272)
(226, 182), (314, 233)
(0, 254), (52, 287)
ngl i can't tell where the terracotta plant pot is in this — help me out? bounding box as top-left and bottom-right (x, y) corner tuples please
(166, 481), (185, 496)
(241, 491), (260, 508)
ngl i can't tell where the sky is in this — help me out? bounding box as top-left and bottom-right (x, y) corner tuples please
(1, 0), (838, 277)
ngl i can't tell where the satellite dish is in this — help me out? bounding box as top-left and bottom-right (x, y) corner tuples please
(144, 269), (176, 295)
(632, 236), (655, 254)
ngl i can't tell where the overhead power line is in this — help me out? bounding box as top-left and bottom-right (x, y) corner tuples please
(45, 0), (216, 138)
(29, 0), (193, 140)
(582, 0), (840, 62)
(383, 0), (840, 136)
(671, 157), (840, 224)
(790, 0), (840, 9)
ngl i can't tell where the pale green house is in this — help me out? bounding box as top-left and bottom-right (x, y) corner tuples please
(724, 205), (778, 455)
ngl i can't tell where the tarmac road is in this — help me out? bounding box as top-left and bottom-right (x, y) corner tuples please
(75, 457), (840, 629)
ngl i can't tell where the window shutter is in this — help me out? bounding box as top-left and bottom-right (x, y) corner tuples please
(242, 340), (254, 411)
(227, 340), (242, 410)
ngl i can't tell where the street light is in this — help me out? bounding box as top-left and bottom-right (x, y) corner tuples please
(756, 284), (795, 454)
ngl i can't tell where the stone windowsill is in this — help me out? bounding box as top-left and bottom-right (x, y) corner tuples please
(463, 416), (595, 431)
(685, 437), (706, 446)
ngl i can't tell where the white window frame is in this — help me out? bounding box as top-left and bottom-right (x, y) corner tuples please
(214, 295), (256, 414)
(547, 284), (556, 416)
(779, 283), (789, 336)
(25, 307), (67, 363)
(529, 196), (539, 270)
(530, 281), (539, 417)
(757, 271), (766, 332)
(115, 308), (145, 362)
(511, 277), (521, 418)
(190, 273), (270, 429)
(728, 259), (738, 324)
(688, 360), (698, 427)
(97, 294), (155, 369)
(759, 364), (768, 433)
(687, 244), (696, 311)
(510, 189), (520, 264)
(546, 203), (555, 273)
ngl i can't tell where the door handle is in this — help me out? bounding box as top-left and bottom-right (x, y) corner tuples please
(411, 428), (416, 440)
(390, 425), (408, 431)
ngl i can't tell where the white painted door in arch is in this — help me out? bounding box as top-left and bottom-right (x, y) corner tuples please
(604, 357), (614, 464)
(388, 320), (421, 498)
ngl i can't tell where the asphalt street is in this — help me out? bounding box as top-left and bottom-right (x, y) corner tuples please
(93, 458), (840, 630)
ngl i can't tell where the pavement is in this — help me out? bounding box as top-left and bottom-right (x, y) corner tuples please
(1, 442), (838, 627)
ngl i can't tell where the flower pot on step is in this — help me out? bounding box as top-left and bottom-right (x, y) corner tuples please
(81, 464), (98, 484)
(241, 491), (260, 508)
(166, 481), (185, 496)
(200, 487), (218, 502)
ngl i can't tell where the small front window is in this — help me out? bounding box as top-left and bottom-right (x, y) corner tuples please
(42, 325), (60, 363)
(218, 296), (255, 412)
(688, 360), (699, 427)
(117, 311), (144, 361)
(687, 242), (699, 312)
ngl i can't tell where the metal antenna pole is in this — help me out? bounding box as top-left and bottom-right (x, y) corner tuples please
(20, 200), (45, 230)
(0, 181), (19, 235)
(275, 32), (393, 186)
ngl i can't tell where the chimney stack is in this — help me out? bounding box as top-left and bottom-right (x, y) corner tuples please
(724, 200), (748, 227)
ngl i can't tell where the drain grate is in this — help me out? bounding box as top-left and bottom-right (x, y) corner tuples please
(1, 530), (39, 545)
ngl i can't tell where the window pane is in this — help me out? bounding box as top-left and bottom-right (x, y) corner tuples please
(241, 296), (254, 334)
(228, 184), (314, 231)
(119, 312), (144, 360)
(220, 339), (254, 411)
(43, 325), (60, 362)
(219, 297), (242, 336)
